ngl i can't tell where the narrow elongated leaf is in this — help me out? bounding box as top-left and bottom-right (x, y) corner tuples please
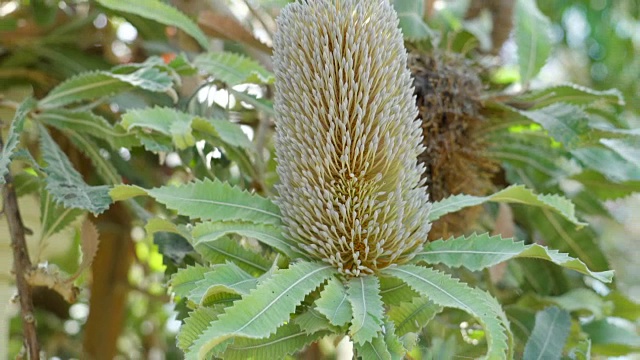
(39, 187), (85, 242)
(582, 319), (640, 356)
(572, 171), (640, 200)
(121, 107), (252, 150)
(170, 265), (210, 298)
(572, 147), (640, 182)
(111, 178), (281, 225)
(517, 103), (590, 149)
(429, 184), (585, 226)
(194, 236), (271, 274)
(188, 262), (258, 304)
(178, 306), (225, 351)
(0, 97), (35, 184)
(222, 322), (326, 360)
(36, 110), (138, 149)
(194, 52), (274, 86)
(519, 83), (624, 107)
(39, 128), (112, 215)
(347, 275), (384, 344)
(294, 308), (336, 334)
(388, 297), (441, 336)
(96, 0), (210, 49)
(601, 138), (640, 168)
(379, 276), (419, 306)
(515, 0), (552, 84)
(412, 233), (613, 283)
(191, 221), (303, 259)
(315, 277), (352, 327)
(523, 307), (570, 360)
(63, 130), (121, 185)
(382, 265), (512, 359)
(186, 261), (335, 359)
(39, 68), (173, 109)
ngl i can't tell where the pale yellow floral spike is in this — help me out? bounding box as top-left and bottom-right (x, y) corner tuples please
(273, 0), (432, 276)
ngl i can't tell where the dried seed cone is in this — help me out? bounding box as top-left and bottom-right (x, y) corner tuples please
(273, 0), (432, 276)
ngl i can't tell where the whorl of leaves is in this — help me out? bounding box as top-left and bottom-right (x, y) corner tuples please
(273, 0), (431, 276)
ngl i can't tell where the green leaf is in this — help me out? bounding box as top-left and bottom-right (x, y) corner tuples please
(0, 97), (35, 184)
(518, 83), (625, 108)
(194, 236), (272, 274)
(315, 277), (352, 327)
(39, 187), (85, 242)
(546, 289), (608, 319)
(412, 233), (613, 283)
(347, 275), (385, 345)
(568, 339), (591, 360)
(382, 265), (512, 359)
(36, 110), (139, 149)
(188, 262), (258, 305)
(522, 307), (570, 360)
(517, 103), (590, 149)
(572, 147), (640, 182)
(582, 319), (640, 356)
(515, 0), (552, 84)
(600, 138), (640, 168)
(393, 0), (432, 41)
(222, 322), (326, 360)
(571, 171), (640, 200)
(170, 265), (210, 298)
(121, 107), (252, 150)
(379, 276), (419, 306)
(111, 178), (281, 224)
(186, 261), (335, 359)
(39, 128), (112, 215)
(388, 297), (441, 336)
(191, 221), (303, 259)
(95, 0), (210, 49)
(429, 185), (585, 226)
(64, 131), (121, 185)
(355, 335), (392, 360)
(294, 308), (336, 334)
(194, 52), (274, 86)
(178, 306), (224, 351)
(39, 68), (173, 109)
(605, 291), (640, 321)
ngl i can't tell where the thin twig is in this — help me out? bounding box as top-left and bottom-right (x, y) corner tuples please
(1, 133), (41, 359)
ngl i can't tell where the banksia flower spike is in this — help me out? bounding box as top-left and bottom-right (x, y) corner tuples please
(273, 0), (432, 276)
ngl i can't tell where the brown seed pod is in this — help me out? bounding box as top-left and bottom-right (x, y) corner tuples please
(410, 52), (499, 240)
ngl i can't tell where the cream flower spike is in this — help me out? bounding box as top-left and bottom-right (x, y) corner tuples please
(273, 0), (431, 276)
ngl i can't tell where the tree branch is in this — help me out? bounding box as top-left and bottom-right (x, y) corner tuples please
(1, 134), (40, 359)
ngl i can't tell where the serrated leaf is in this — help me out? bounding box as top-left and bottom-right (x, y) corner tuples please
(186, 261), (335, 360)
(393, 0), (432, 41)
(430, 184), (585, 226)
(515, 0), (552, 84)
(121, 107), (252, 150)
(519, 83), (625, 108)
(412, 233), (613, 283)
(111, 178), (281, 224)
(188, 262), (258, 305)
(191, 221), (303, 259)
(379, 276), (419, 306)
(382, 265), (512, 359)
(388, 297), (441, 336)
(600, 138), (640, 168)
(96, 0), (209, 49)
(0, 97), (35, 184)
(355, 336), (392, 360)
(222, 322), (326, 360)
(347, 275), (384, 344)
(65, 131), (121, 185)
(193, 236), (271, 274)
(170, 265), (210, 298)
(294, 308), (336, 334)
(36, 110), (139, 149)
(39, 128), (112, 215)
(315, 277), (352, 327)
(178, 306), (225, 351)
(39, 68), (173, 109)
(516, 103), (590, 149)
(194, 52), (274, 86)
(523, 307), (570, 360)
(572, 147), (640, 182)
(39, 187), (85, 242)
